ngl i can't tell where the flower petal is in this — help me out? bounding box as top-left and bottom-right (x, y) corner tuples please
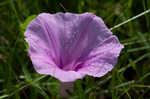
(78, 36), (124, 77)
(24, 14), (60, 66)
(57, 13), (115, 70)
(30, 56), (85, 82)
(57, 12), (96, 70)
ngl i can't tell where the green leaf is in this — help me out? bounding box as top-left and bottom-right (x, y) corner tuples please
(20, 15), (37, 51)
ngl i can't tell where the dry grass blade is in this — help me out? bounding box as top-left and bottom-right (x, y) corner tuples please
(110, 9), (150, 30)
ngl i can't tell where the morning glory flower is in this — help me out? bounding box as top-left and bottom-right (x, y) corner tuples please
(24, 12), (124, 82)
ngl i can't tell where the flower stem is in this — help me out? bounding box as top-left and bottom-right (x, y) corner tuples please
(59, 82), (74, 98)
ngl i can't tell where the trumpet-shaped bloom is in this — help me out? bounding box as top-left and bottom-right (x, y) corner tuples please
(24, 12), (124, 82)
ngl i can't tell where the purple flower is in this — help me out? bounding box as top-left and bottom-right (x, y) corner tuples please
(24, 12), (124, 82)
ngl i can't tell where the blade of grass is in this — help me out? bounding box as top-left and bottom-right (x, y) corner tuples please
(110, 9), (150, 30)
(139, 72), (150, 82)
(142, 0), (150, 31)
(9, 0), (21, 23)
(132, 84), (150, 88)
(113, 80), (135, 90)
(2, 75), (48, 98)
(0, 95), (9, 99)
(127, 46), (150, 53)
(117, 76), (132, 99)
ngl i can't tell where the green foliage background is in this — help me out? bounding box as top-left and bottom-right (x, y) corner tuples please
(0, 0), (150, 99)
